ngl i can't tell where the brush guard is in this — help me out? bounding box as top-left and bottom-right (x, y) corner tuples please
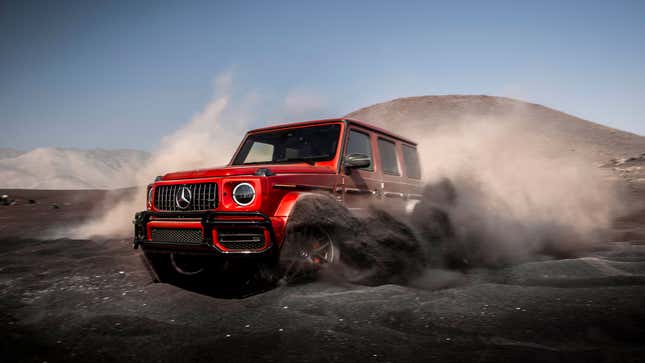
(132, 210), (277, 255)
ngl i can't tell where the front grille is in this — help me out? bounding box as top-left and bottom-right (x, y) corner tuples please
(150, 228), (203, 244)
(218, 229), (265, 250)
(154, 183), (217, 211)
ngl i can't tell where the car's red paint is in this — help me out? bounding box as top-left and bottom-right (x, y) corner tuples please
(137, 118), (422, 255)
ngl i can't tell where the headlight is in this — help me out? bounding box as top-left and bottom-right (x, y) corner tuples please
(232, 182), (255, 206)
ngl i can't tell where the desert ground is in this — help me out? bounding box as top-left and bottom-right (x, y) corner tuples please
(1, 184), (645, 363)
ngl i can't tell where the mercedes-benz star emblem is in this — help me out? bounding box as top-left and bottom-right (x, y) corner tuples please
(175, 186), (192, 209)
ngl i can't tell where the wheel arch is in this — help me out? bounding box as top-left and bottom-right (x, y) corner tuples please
(272, 191), (335, 248)
(273, 191), (317, 218)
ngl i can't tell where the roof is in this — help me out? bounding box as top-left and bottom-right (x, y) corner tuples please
(247, 118), (418, 146)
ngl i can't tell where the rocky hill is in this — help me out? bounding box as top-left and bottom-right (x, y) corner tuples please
(346, 95), (645, 163)
(0, 148), (24, 160)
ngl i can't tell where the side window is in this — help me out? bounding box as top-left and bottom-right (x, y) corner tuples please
(346, 130), (373, 171)
(402, 144), (421, 179)
(378, 138), (400, 176)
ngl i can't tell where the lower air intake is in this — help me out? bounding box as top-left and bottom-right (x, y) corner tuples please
(150, 228), (203, 245)
(218, 230), (265, 250)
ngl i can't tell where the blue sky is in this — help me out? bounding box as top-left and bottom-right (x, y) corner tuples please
(1, 0), (644, 150)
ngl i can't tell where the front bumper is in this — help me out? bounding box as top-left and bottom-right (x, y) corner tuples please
(133, 210), (278, 256)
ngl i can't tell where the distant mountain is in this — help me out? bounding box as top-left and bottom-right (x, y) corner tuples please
(346, 95), (645, 163)
(3, 96), (643, 189)
(0, 148), (25, 160)
(0, 148), (150, 189)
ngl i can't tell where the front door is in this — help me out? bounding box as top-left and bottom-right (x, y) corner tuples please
(340, 127), (381, 213)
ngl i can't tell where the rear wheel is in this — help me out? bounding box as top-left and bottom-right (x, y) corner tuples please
(280, 225), (338, 281)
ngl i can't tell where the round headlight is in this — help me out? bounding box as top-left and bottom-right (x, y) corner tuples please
(232, 182), (255, 206)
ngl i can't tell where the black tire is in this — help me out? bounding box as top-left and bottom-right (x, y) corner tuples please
(169, 253), (207, 276)
(280, 224), (339, 281)
(278, 193), (353, 282)
(140, 250), (209, 283)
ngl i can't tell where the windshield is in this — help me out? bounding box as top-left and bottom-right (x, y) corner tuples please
(232, 124), (341, 165)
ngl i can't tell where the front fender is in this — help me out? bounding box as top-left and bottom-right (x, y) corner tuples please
(271, 191), (317, 248)
(273, 191), (316, 217)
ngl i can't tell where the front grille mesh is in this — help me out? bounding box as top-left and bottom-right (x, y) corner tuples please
(219, 231), (265, 250)
(150, 228), (203, 244)
(154, 183), (217, 211)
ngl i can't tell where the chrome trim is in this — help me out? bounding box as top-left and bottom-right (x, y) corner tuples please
(154, 182), (217, 211)
(175, 185), (192, 209)
(232, 182), (255, 206)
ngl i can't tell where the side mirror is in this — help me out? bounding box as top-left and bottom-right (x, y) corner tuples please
(343, 153), (371, 170)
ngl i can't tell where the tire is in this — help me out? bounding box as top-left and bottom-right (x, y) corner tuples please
(280, 224), (339, 281)
(170, 253), (206, 276)
(140, 250), (208, 283)
(278, 193), (353, 282)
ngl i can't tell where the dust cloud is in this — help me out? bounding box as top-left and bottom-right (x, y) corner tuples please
(409, 112), (628, 268)
(70, 73), (246, 238)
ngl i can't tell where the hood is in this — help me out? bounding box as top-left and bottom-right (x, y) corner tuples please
(162, 164), (336, 181)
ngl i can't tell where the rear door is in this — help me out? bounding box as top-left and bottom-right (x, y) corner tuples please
(376, 137), (407, 210)
(401, 143), (423, 201)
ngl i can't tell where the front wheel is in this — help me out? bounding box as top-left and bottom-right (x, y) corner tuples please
(140, 250), (207, 283)
(170, 253), (206, 276)
(280, 225), (339, 281)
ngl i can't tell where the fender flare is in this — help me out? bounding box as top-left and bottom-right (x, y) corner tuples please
(271, 192), (313, 248)
(273, 191), (336, 248)
(274, 191), (316, 218)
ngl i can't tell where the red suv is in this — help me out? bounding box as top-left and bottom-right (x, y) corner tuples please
(133, 118), (422, 280)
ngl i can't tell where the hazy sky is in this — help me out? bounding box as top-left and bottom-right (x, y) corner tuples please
(1, 0), (644, 150)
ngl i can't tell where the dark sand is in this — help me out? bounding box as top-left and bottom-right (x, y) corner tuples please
(1, 188), (645, 362)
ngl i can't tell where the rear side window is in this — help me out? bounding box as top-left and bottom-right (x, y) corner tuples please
(377, 138), (400, 175)
(346, 130), (373, 171)
(402, 144), (421, 179)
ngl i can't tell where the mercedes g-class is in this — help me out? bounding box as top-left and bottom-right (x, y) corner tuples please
(133, 118), (422, 280)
